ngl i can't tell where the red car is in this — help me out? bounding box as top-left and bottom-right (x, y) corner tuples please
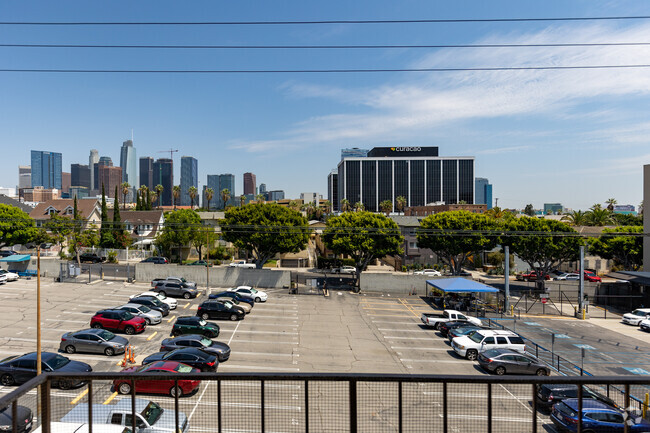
(113, 361), (200, 397)
(90, 309), (146, 335)
(516, 271), (550, 282)
(577, 271), (602, 282)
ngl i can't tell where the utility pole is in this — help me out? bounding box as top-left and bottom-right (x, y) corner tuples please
(504, 246), (510, 313)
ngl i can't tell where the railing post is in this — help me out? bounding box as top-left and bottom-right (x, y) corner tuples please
(531, 383), (537, 433)
(11, 401), (17, 433)
(88, 381), (93, 433)
(398, 381), (403, 433)
(487, 383), (492, 433)
(443, 382), (448, 433)
(625, 384), (631, 433)
(577, 384), (583, 433)
(261, 380), (265, 433)
(217, 379), (222, 433)
(41, 379), (50, 433)
(174, 379), (179, 433)
(304, 380), (309, 433)
(349, 380), (357, 433)
(131, 379), (136, 433)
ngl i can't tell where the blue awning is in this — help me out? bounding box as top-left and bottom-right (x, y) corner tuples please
(426, 277), (499, 293)
(0, 254), (31, 262)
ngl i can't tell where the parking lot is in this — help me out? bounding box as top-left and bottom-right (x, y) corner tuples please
(0, 278), (644, 432)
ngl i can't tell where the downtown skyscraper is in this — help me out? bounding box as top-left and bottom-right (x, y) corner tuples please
(31, 150), (62, 189)
(119, 139), (138, 202)
(153, 158), (173, 206)
(180, 156), (198, 206)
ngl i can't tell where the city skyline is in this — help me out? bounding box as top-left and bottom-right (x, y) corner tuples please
(2, 1), (650, 210)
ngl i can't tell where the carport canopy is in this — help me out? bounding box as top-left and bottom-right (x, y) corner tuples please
(0, 254), (31, 262)
(426, 277), (499, 294)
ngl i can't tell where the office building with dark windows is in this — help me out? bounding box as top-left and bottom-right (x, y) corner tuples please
(334, 146), (474, 213)
(31, 150), (62, 190)
(327, 169), (339, 212)
(153, 158), (173, 206)
(180, 156), (198, 206)
(139, 157), (154, 190)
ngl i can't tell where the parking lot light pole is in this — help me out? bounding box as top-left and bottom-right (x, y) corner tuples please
(206, 228), (210, 296)
(504, 246), (510, 314)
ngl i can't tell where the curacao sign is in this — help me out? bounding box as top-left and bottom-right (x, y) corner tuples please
(391, 147), (422, 152)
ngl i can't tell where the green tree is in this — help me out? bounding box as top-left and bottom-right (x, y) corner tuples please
(0, 204), (37, 249)
(605, 198), (617, 211)
(323, 211), (403, 282)
(255, 194), (265, 204)
(561, 210), (589, 226)
(589, 226), (642, 270)
(192, 226), (220, 261)
(395, 196), (407, 214)
(417, 211), (500, 275)
(154, 184), (164, 208)
(353, 201), (365, 212)
(239, 195), (247, 207)
(380, 200), (393, 216)
(585, 206), (614, 226)
(205, 187), (214, 211)
(189, 186), (198, 208)
(110, 187), (131, 249)
(100, 184), (114, 248)
(221, 203), (309, 269)
(121, 182), (131, 210)
(506, 217), (583, 288)
(340, 199), (351, 213)
(612, 213), (642, 226)
(523, 204), (535, 217)
(172, 185), (181, 210)
(220, 188), (231, 209)
(155, 209), (202, 263)
(43, 213), (73, 249)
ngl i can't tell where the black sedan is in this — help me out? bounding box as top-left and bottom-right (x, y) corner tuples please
(0, 405), (32, 433)
(129, 296), (170, 316)
(209, 291), (255, 307)
(0, 352), (92, 389)
(160, 335), (231, 362)
(197, 300), (245, 321)
(438, 321), (478, 337)
(142, 348), (219, 372)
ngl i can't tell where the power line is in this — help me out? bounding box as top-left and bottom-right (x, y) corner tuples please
(2, 42), (649, 50)
(1, 64), (650, 74)
(1, 16), (650, 25)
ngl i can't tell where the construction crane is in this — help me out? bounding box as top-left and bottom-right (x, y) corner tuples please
(158, 149), (179, 160)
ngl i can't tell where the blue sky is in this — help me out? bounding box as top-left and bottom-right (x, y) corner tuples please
(2, 1), (650, 210)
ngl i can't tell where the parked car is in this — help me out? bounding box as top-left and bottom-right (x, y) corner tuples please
(640, 318), (650, 332)
(332, 266), (356, 274)
(79, 252), (106, 263)
(209, 291), (255, 307)
(129, 291), (178, 310)
(515, 271), (550, 282)
(129, 296), (170, 316)
(448, 325), (488, 342)
(151, 281), (199, 299)
(114, 304), (163, 325)
(0, 274), (7, 285)
(196, 300), (245, 321)
(478, 348), (549, 375)
(421, 310), (482, 329)
(554, 273), (580, 281)
(59, 328), (129, 356)
(551, 398), (650, 432)
(91, 309), (147, 335)
(413, 269), (442, 276)
(0, 404), (32, 433)
(0, 269), (19, 281)
(536, 384), (621, 411)
(186, 260), (211, 267)
(0, 352), (91, 388)
(142, 348), (218, 372)
(0, 250), (17, 258)
(228, 260), (256, 269)
(209, 296), (252, 314)
(151, 277), (197, 288)
(579, 270), (602, 282)
(438, 321), (483, 337)
(160, 335), (231, 362)
(32, 423), (131, 433)
(451, 329), (526, 360)
(227, 286), (267, 302)
(171, 316), (220, 338)
(140, 256), (169, 264)
(622, 308), (650, 326)
(114, 361), (200, 397)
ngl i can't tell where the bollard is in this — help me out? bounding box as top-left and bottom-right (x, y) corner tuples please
(582, 308), (586, 320)
(644, 393), (649, 418)
(510, 305), (514, 316)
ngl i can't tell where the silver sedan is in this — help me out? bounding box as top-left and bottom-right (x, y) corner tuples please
(115, 303), (163, 325)
(59, 328), (129, 356)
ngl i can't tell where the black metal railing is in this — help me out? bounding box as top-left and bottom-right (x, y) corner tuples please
(1, 373), (650, 433)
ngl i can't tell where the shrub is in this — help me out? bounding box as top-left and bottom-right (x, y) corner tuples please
(107, 251), (118, 263)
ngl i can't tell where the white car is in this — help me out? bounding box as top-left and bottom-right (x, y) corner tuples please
(554, 273), (579, 281)
(129, 291), (178, 310)
(228, 286), (268, 302)
(115, 303), (163, 325)
(333, 266), (356, 274)
(0, 270), (19, 281)
(0, 274), (6, 284)
(451, 329), (526, 360)
(622, 308), (650, 326)
(413, 269), (442, 277)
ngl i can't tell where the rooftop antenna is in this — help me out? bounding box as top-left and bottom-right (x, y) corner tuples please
(131, 129), (134, 142)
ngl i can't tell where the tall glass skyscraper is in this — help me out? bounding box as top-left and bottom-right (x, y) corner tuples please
(206, 174), (236, 209)
(119, 140), (138, 202)
(475, 178), (493, 209)
(139, 157), (154, 190)
(31, 150), (62, 189)
(180, 156), (198, 206)
(153, 158), (173, 206)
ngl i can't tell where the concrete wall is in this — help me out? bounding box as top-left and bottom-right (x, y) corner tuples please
(135, 264), (291, 289)
(0, 257), (62, 277)
(359, 273), (439, 296)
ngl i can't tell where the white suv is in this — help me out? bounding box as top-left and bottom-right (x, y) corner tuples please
(452, 329), (526, 360)
(622, 308), (650, 326)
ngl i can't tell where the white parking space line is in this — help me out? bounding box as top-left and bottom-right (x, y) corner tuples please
(377, 328), (428, 332)
(245, 315), (298, 319)
(219, 364), (300, 371)
(227, 323), (298, 327)
(383, 336), (434, 340)
(400, 359), (459, 363)
(234, 351), (295, 357)
(222, 330), (299, 335)
(102, 294), (135, 297)
(391, 347), (451, 351)
(1, 337), (61, 344)
(45, 319), (88, 323)
(372, 321), (421, 324)
(229, 340), (299, 345)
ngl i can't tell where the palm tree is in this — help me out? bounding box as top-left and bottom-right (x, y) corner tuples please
(561, 210), (589, 226)
(322, 200), (332, 214)
(255, 194), (265, 204)
(395, 196), (407, 214)
(485, 206), (505, 219)
(340, 199), (351, 213)
(288, 200), (300, 211)
(220, 188), (231, 209)
(205, 187), (214, 210)
(354, 201), (365, 212)
(239, 194), (247, 207)
(121, 182), (131, 210)
(380, 199), (392, 216)
(586, 207), (614, 226)
(154, 184), (164, 208)
(605, 198), (617, 211)
(150, 192), (158, 207)
(188, 186), (198, 208)
(172, 185), (181, 210)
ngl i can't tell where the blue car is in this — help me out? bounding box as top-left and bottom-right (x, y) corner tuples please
(209, 291), (255, 307)
(551, 398), (650, 432)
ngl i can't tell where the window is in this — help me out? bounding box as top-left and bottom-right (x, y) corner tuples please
(496, 337), (508, 344)
(509, 336), (525, 345)
(482, 337), (495, 345)
(111, 414), (123, 425)
(409, 242), (418, 249)
(607, 413), (624, 424)
(442, 160), (457, 204)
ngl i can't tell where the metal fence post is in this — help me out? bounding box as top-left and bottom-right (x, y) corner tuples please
(304, 380), (309, 433)
(443, 382), (448, 433)
(349, 381), (357, 433)
(218, 379), (222, 433)
(487, 383), (492, 433)
(531, 383), (537, 433)
(88, 381), (93, 433)
(131, 379), (136, 433)
(41, 379), (50, 433)
(625, 384), (631, 433)
(398, 381), (403, 433)
(577, 384), (583, 433)
(174, 379), (179, 433)
(261, 380), (265, 433)
(11, 401), (17, 433)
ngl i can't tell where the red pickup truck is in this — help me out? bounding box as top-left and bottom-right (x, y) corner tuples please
(515, 271), (550, 282)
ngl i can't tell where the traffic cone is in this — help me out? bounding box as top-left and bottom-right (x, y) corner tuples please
(128, 346), (135, 364)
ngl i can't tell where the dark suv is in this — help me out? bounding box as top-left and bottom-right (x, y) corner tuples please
(171, 316), (220, 338)
(90, 309), (146, 335)
(129, 296), (170, 316)
(197, 300), (245, 321)
(536, 384), (620, 411)
(79, 252), (106, 263)
(141, 256), (169, 264)
(0, 250), (17, 258)
(153, 281), (199, 299)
